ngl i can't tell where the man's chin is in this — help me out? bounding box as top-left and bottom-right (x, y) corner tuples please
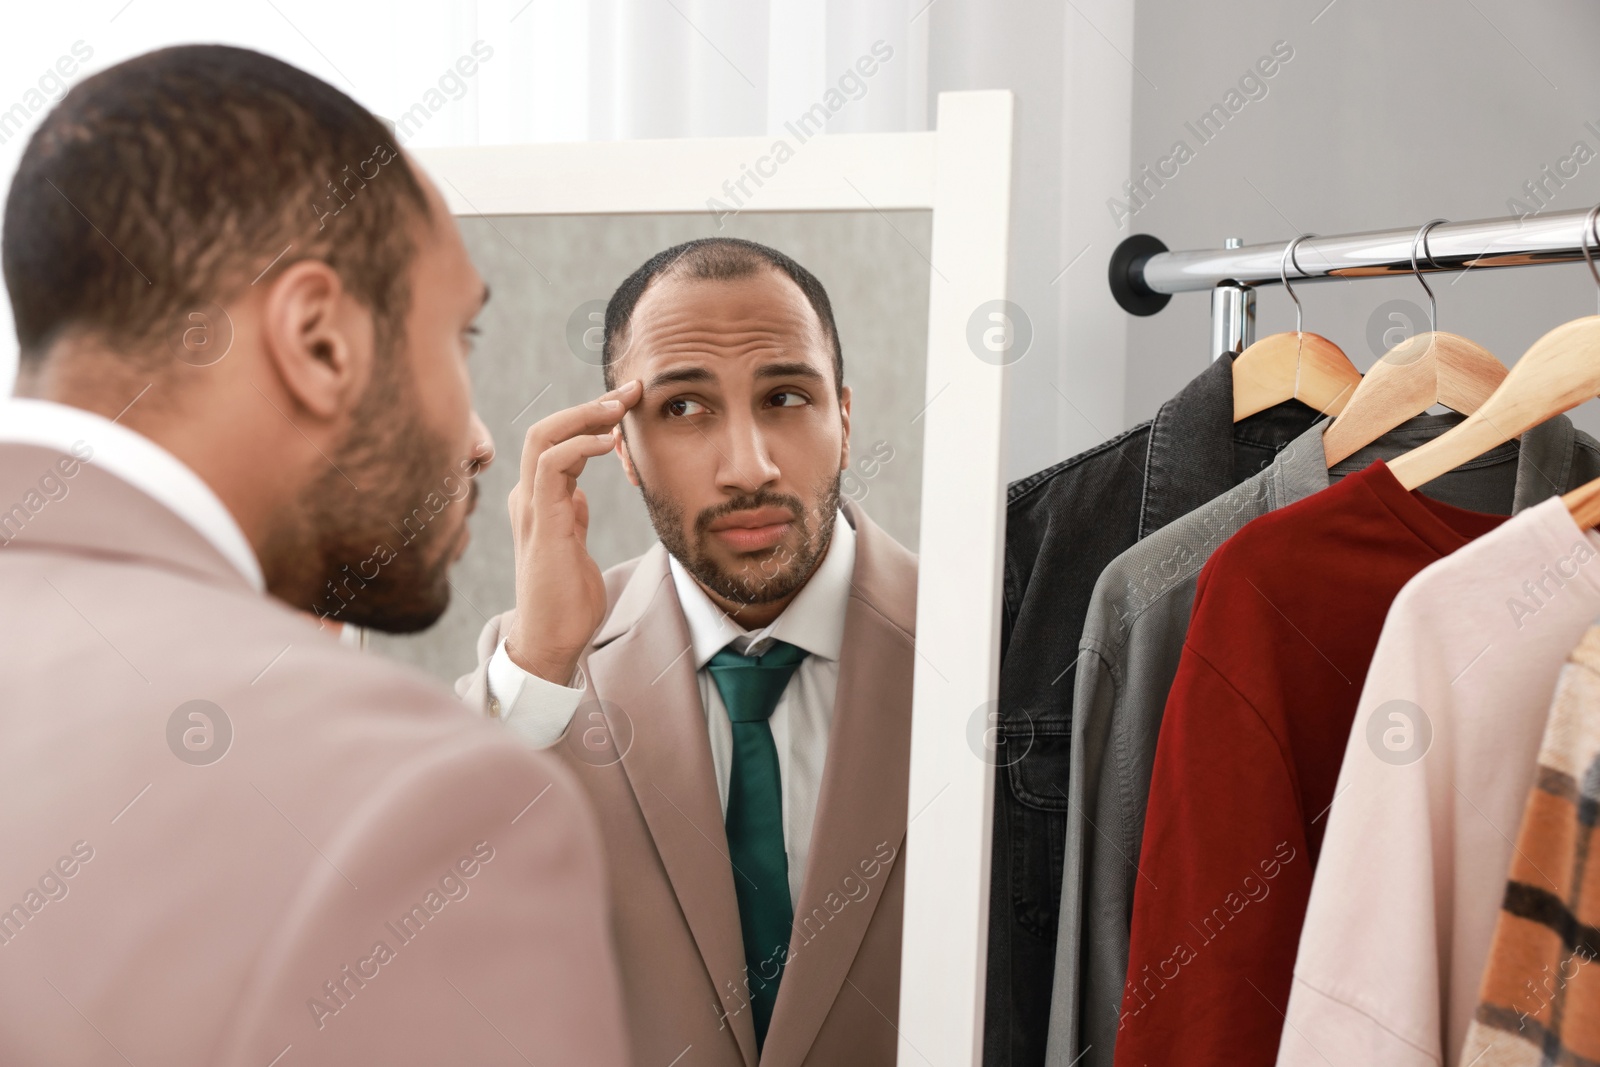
(320, 571), (453, 635)
(697, 546), (816, 607)
(350, 602), (449, 635)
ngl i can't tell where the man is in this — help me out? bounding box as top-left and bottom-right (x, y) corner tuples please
(0, 46), (625, 1066)
(457, 237), (918, 1066)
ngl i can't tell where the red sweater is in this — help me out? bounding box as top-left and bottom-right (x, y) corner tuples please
(1112, 461), (1505, 1067)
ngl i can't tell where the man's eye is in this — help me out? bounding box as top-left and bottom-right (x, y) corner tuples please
(769, 391), (809, 408)
(666, 398), (708, 417)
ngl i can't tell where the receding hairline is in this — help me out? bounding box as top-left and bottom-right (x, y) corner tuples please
(609, 265), (835, 380)
(602, 236), (845, 396)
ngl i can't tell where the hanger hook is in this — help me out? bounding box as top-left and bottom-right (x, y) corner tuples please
(1281, 234), (1315, 335)
(1581, 205), (1600, 304)
(1411, 218), (1446, 334)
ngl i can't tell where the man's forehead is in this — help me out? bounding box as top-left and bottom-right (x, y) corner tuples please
(630, 272), (821, 341)
(620, 296), (826, 382)
(409, 165), (484, 293)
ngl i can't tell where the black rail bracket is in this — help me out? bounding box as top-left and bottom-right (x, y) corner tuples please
(1108, 233), (1171, 316)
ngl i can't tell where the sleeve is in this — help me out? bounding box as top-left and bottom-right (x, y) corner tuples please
(1112, 648), (1312, 1067)
(1076, 595), (1196, 1067)
(487, 637), (586, 748)
(1044, 644), (1113, 1067)
(455, 613), (584, 749)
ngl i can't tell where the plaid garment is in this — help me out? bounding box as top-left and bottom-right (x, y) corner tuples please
(1460, 624), (1600, 1065)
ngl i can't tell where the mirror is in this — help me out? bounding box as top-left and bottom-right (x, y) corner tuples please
(343, 93), (1013, 1064)
(357, 209), (929, 1063)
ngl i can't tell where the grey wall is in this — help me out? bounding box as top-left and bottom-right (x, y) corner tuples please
(926, 0), (1139, 484)
(1124, 0), (1600, 438)
(368, 210), (932, 685)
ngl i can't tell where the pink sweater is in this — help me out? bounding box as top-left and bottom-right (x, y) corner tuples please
(1279, 496), (1600, 1066)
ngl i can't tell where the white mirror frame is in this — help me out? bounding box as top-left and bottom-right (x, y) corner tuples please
(413, 88), (1014, 1066)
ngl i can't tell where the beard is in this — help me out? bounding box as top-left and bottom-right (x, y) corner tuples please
(640, 470), (841, 613)
(261, 349), (475, 633)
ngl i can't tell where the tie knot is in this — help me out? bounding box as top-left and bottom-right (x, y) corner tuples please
(708, 640), (809, 723)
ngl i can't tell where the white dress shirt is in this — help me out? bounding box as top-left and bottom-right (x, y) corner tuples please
(0, 397), (264, 591)
(488, 511), (855, 907)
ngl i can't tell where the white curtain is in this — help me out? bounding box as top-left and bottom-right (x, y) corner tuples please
(0, 0), (935, 392)
(0, 0), (1132, 481)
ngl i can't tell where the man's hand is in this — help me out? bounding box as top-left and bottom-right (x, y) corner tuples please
(502, 379), (642, 684)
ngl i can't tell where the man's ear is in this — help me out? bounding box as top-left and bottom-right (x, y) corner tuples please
(838, 384), (852, 472)
(615, 423), (642, 487)
(259, 259), (374, 421)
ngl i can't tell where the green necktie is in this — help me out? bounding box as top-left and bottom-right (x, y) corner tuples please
(707, 639), (809, 1051)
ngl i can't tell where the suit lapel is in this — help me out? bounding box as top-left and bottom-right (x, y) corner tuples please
(585, 546), (759, 1066)
(761, 504), (917, 1067)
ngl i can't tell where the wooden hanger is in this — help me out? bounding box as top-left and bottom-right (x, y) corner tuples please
(1388, 315), (1600, 490)
(1233, 234), (1363, 421)
(1234, 332), (1363, 420)
(1565, 476), (1600, 529)
(1322, 220), (1508, 465)
(1390, 206), (1600, 495)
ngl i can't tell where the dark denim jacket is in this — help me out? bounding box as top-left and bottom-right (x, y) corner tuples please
(984, 355), (1317, 1066)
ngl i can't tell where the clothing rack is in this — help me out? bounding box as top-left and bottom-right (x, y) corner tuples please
(1108, 207), (1600, 361)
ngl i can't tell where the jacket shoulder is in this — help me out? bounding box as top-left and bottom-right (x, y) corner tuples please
(1006, 419), (1154, 507)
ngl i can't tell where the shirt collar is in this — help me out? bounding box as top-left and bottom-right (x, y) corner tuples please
(0, 398), (265, 592)
(1266, 409), (1576, 514)
(1267, 415), (1337, 507)
(668, 508), (856, 669)
(1511, 407), (1578, 510)
(1138, 353), (1318, 538)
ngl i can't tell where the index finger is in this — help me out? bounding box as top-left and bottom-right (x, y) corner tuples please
(519, 379), (642, 485)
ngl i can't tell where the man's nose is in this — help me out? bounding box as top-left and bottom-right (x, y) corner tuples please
(466, 411), (495, 476)
(717, 412), (780, 494)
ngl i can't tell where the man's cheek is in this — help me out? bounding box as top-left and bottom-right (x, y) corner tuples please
(412, 351), (475, 457)
(654, 435), (721, 502)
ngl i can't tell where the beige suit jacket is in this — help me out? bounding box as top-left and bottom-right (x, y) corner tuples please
(0, 442), (628, 1067)
(457, 500), (917, 1067)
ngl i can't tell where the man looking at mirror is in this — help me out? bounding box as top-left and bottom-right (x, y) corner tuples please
(0, 45), (625, 1066)
(458, 237), (917, 1066)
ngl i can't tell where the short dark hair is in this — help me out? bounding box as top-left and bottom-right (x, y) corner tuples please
(602, 237), (844, 394)
(4, 44), (431, 368)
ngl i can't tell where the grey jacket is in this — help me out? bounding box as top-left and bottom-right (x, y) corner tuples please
(992, 355), (1315, 1065)
(1044, 409), (1600, 1067)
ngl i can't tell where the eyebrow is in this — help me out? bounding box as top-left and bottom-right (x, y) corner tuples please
(643, 366), (715, 391)
(642, 361), (826, 392)
(478, 283), (492, 310)
(756, 361), (826, 383)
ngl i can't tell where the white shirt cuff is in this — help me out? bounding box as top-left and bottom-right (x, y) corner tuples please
(486, 637), (586, 748)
